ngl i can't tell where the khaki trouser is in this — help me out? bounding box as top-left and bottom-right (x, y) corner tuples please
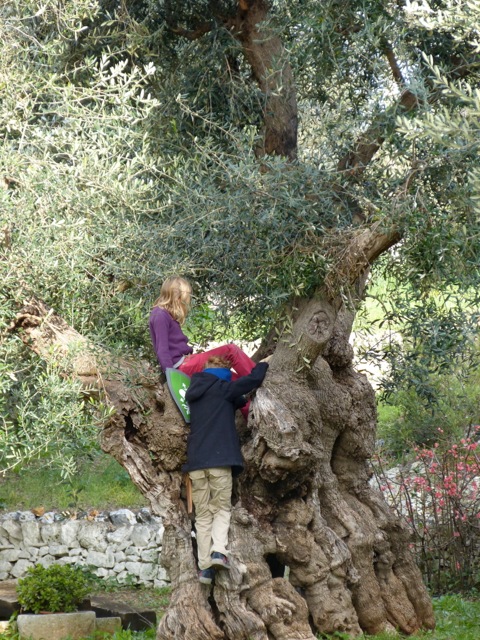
(189, 467), (232, 570)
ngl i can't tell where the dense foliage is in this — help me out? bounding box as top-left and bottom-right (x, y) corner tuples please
(1, 0), (479, 472)
(17, 564), (90, 614)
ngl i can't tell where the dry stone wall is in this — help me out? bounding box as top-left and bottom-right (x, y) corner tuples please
(0, 509), (168, 587)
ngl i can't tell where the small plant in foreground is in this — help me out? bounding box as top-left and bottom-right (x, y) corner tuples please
(17, 564), (90, 614)
(0, 613), (19, 640)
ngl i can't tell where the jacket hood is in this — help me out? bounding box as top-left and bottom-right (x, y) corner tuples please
(185, 372), (221, 402)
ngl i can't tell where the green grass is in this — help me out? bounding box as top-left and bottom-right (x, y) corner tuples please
(0, 453), (147, 512)
(105, 632), (156, 640)
(0, 624), (157, 640)
(428, 595), (480, 640)
(322, 595), (480, 640)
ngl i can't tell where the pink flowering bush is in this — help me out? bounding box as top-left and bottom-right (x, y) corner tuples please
(372, 425), (480, 594)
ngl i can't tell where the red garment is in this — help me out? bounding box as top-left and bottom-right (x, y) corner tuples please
(179, 345), (256, 421)
(178, 343), (255, 378)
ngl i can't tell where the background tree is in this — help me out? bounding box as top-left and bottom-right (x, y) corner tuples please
(2, 0), (480, 637)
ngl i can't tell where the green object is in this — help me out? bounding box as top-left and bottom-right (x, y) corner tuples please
(166, 368), (191, 423)
(17, 564), (90, 614)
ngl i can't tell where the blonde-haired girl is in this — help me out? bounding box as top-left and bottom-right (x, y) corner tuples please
(149, 277), (256, 417)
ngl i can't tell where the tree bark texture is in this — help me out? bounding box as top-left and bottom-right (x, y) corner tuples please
(230, 0), (298, 159)
(162, 0), (298, 160)
(10, 273), (434, 639)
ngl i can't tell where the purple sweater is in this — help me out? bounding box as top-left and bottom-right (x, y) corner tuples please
(149, 307), (193, 371)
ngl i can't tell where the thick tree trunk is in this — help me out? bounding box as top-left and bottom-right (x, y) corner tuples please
(163, 0), (298, 160)
(230, 0), (298, 159)
(10, 269), (434, 639)
(236, 294), (434, 637)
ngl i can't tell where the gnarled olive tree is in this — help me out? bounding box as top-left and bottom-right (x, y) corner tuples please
(4, 0), (480, 637)
(10, 228), (434, 639)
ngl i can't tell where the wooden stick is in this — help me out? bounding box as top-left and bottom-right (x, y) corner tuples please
(185, 474), (193, 514)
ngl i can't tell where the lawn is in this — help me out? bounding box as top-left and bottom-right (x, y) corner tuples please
(0, 453), (147, 513)
(355, 595), (480, 640)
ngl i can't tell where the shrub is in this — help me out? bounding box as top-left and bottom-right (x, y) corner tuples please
(372, 426), (480, 594)
(376, 368), (480, 457)
(17, 564), (90, 614)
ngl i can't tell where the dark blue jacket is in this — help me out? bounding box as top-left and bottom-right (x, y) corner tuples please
(183, 363), (268, 476)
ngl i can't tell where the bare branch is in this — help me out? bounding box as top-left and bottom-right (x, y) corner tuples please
(338, 43), (418, 177)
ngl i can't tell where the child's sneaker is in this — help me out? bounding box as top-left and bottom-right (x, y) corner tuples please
(210, 552), (230, 569)
(198, 567), (215, 584)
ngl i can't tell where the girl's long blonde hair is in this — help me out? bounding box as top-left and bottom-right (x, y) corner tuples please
(154, 276), (192, 325)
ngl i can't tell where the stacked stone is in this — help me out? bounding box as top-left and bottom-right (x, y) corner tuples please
(0, 509), (168, 587)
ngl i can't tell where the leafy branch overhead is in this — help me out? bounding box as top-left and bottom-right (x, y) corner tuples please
(1, 0), (479, 459)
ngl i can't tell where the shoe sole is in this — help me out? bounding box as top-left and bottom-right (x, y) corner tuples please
(210, 559), (230, 569)
(199, 578), (213, 584)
